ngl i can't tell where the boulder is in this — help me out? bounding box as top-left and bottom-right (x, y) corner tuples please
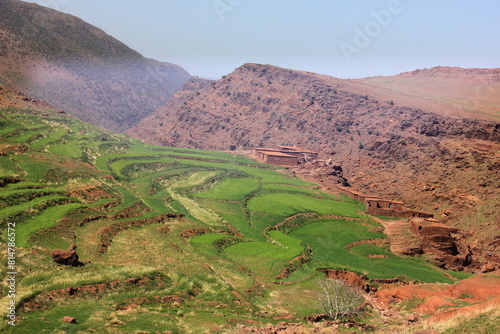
(51, 249), (81, 266)
(62, 316), (77, 323)
(480, 263), (497, 273)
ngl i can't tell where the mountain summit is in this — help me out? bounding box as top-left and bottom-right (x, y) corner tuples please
(0, 0), (191, 132)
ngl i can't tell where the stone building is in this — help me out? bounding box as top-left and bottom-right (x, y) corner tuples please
(277, 146), (319, 162)
(337, 186), (433, 218)
(261, 151), (299, 166)
(366, 198), (405, 211)
(252, 146), (318, 166)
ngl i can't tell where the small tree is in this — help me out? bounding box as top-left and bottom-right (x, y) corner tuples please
(316, 278), (364, 321)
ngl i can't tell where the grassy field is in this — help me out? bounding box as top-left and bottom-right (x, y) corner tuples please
(0, 105), (477, 333)
(194, 177), (261, 202)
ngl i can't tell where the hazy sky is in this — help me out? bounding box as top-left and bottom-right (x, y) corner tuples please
(22, 0), (500, 79)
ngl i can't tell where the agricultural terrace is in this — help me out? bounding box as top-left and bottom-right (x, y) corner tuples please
(0, 106), (468, 333)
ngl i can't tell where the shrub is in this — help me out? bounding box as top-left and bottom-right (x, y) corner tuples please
(316, 278), (364, 321)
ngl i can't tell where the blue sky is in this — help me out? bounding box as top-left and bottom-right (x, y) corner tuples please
(23, 0), (500, 79)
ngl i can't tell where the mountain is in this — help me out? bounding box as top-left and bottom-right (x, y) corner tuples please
(356, 66), (500, 122)
(127, 63), (500, 257)
(0, 0), (191, 132)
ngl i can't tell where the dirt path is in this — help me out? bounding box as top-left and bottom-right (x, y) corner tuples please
(369, 215), (420, 256)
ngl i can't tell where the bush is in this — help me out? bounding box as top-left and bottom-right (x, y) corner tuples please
(316, 278), (364, 321)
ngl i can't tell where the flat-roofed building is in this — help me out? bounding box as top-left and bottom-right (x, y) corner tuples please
(262, 151), (298, 166)
(252, 146), (319, 165)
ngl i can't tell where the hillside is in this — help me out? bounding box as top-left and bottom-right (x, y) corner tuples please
(127, 63), (500, 261)
(3, 85), (498, 333)
(357, 67), (500, 122)
(0, 0), (191, 132)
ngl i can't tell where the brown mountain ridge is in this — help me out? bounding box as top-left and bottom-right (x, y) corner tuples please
(127, 63), (500, 260)
(357, 66), (500, 122)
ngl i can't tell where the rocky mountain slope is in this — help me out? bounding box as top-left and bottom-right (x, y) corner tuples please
(127, 63), (500, 258)
(0, 0), (191, 132)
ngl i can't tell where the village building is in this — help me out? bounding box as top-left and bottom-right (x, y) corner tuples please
(261, 151), (298, 166)
(365, 198), (405, 211)
(252, 146), (318, 166)
(337, 186), (433, 218)
(276, 146), (319, 162)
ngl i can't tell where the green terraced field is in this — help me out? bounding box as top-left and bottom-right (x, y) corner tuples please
(0, 105), (472, 333)
(194, 177), (261, 202)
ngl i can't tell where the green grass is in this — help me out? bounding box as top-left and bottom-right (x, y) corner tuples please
(289, 219), (453, 282)
(190, 233), (233, 245)
(225, 231), (302, 260)
(441, 309), (500, 334)
(194, 198), (264, 240)
(30, 128), (68, 149)
(261, 183), (324, 196)
(0, 194), (71, 218)
(0, 187), (65, 200)
(10, 156), (54, 181)
(349, 243), (393, 257)
(48, 142), (82, 158)
(445, 270), (474, 280)
(371, 257), (454, 283)
(250, 211), (288, 235)
(248, 192), (363, 218)
(2, 181), (44, 190)
(16, 203), (83, 247)
(268, 230), (304, 254)
(8, 302), (109, 334)
(195, 177), (261, 202)
(0, 156), (19, 174)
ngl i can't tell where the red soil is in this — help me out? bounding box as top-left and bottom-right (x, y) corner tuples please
(373, 270), (500, 323)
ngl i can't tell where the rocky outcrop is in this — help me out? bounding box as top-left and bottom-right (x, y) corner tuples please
(51, 249), (81, 267)
(410, 219), (500, 272)
(319, 269), (377, 293)
(321, 269), (366, 288)
(373, 271), (500, 324)
(419, 224), (460, 256)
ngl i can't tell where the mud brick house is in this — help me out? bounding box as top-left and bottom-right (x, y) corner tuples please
(337, 186), (433, 218)
(366, 198), (405, 211)
(277, 146), (319, 163)
(263, 151), (299, 166)
(251, 146), (318, 166)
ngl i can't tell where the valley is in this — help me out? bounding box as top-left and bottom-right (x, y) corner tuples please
(127, 63), (500, 266)
(0, 1), (499, 333)
(2, 86), (497, 333)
